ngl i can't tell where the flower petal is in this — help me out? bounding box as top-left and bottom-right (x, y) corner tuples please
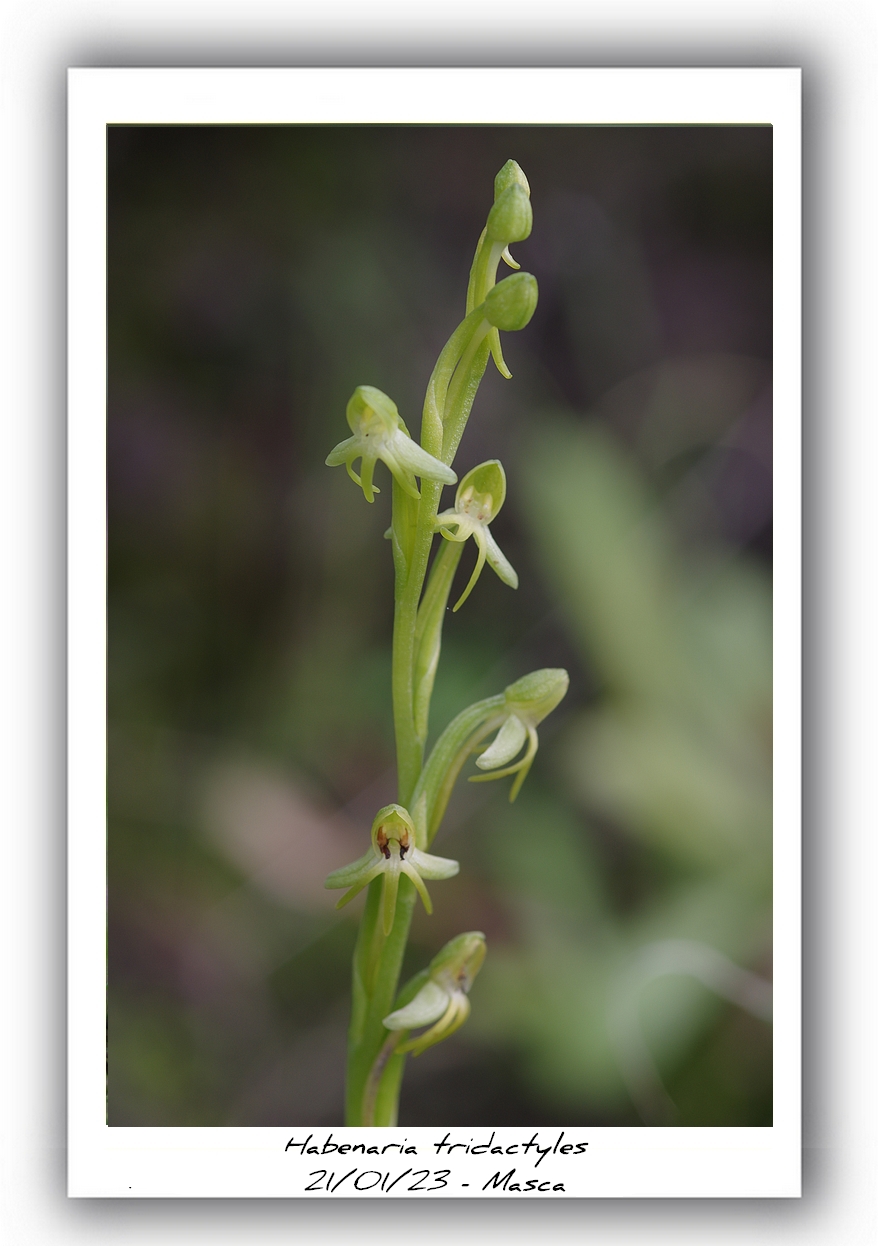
(383, 980), (450, 1030)
(476, 713), (528, 770)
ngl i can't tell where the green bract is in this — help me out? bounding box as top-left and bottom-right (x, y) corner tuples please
(326, 385), (457, 503)
(434, 459), (518, 611)
(324, 803), (459, 936)
(383, 932), (487, 1056)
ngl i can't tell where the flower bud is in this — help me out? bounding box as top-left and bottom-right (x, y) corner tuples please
(483, 272), (538, 331)
(486, 185), (533, 245)
(494, 159), (530, 201)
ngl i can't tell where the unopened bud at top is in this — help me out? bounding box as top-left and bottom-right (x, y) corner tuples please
(483, 272), (538, 332)
(494, 159), (530, 201)
(486, 185), (533, 246)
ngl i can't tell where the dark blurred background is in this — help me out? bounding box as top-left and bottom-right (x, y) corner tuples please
(107, 125), (772, 1127)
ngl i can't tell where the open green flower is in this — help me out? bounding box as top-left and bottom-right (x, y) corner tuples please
(471, 667), (570, 800)
(325, 804), (459, 935)
(434, 460), (518, 611)
(383, 932), (486, 1056)
(326, 385), (457, 503)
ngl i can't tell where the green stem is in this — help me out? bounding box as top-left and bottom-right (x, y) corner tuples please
(423, 310), (490, 461)
(345, 877), (417, 1125)
(442, 333), (492, 465)
(362, 1030), (405, 1127)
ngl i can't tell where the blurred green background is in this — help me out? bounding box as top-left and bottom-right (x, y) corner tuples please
(107, 125), (772, 1127)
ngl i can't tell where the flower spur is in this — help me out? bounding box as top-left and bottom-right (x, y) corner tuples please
(325, 804), (459, 936)
(325, 385), (457, 503)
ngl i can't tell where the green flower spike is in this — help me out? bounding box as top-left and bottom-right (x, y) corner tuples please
(325, 804), (459, 936)
(326, 385), (457, 503)
(471, 667), (570, 801)
(383, 932), (487, 1056)
(434, 459), (518, 611)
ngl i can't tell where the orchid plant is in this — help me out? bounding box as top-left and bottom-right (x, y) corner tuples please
(324, 162), (568, 1126)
